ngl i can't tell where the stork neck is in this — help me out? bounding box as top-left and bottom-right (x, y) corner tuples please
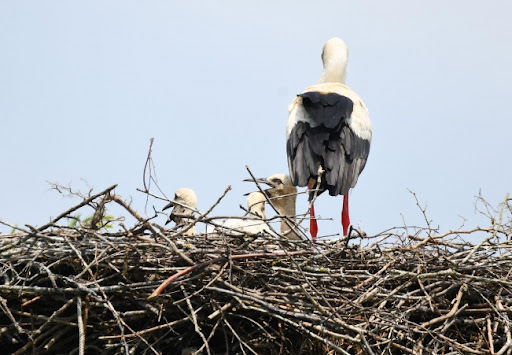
(277, 195), (296, 219)
(277, 196), (301, 240)
(318, 58), (347, 84)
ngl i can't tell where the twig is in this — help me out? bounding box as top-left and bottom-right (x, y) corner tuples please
(181, 285), (212, 355)
(38, 184), (118, 232)
(148, 250), (314, 300)
(460, 193), (509, 264)
(419, 283), (467, 329)
(76, 297), (85, 355)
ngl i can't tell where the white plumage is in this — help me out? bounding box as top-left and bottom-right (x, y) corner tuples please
(163, 187), (198, 236)
(214, 192), (270, 235)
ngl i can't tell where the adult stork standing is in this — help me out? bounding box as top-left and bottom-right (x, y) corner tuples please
(286, 37), (372, 238)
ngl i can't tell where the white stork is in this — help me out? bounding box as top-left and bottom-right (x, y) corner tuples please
(286, 37), (372, 238)
(163, 187), (198, 236)
(247, 174), (302, 240)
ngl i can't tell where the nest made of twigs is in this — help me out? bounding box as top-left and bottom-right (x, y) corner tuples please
(0, 185), (511, 355)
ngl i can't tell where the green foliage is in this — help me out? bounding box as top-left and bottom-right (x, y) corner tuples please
(68, 214), (80, 228)
(67, 213), (115, 230)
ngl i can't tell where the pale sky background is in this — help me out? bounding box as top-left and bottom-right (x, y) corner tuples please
(1, 1), (510, 242)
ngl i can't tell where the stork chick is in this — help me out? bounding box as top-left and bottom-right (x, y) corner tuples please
(215, 192), (269, 235)
(163, 187), (198, 236)
(249, 174), (302, 240)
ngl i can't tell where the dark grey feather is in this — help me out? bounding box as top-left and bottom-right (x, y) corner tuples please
(287, 92), (370, 198)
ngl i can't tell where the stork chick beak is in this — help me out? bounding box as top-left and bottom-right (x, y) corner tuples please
(162, 200), (176, 211)
(243, 177), (279, 190)
(243, 177), (269, 184)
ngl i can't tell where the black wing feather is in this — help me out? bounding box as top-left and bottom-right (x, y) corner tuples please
(287, 92), (370, 197)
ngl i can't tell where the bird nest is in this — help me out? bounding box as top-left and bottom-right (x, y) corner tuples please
(0, 184), (511, 355)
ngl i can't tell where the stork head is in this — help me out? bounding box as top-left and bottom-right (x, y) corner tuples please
(243, 174), (297, 213)
(260, 174), (297, 211)
(167, 188), (197, 209)
(245, 173), (297, 196)
(262, 174), (294, 191)
(319, 37), (348, 84)
(246, 192), (266, 219)
(163, 187), (197, 233)
(163, 187), (197, 221)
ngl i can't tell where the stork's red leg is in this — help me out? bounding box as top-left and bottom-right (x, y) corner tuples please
(310, 203), (318, 239)
(308, 181), (318, 239)
(342, 194), (350, 236)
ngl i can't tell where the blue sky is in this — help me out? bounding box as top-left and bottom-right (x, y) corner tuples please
(1, 1), (510, 241)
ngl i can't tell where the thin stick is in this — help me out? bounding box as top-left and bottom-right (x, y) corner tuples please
(181, 285), (212, 355)
(148, 250), (314, 300)
(76, 297), (85, 355)
(419, 284), (467, 329)
(38, 184), (118, 231)
(460, 193), (509, 264)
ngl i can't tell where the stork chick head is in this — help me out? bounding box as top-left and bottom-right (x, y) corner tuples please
(246, 192), (266, 219)
(172, 188), (197, 209)
(163, 187), (197, 225)
(262, 174), (297, 214)
(263, 174), (295, 192)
